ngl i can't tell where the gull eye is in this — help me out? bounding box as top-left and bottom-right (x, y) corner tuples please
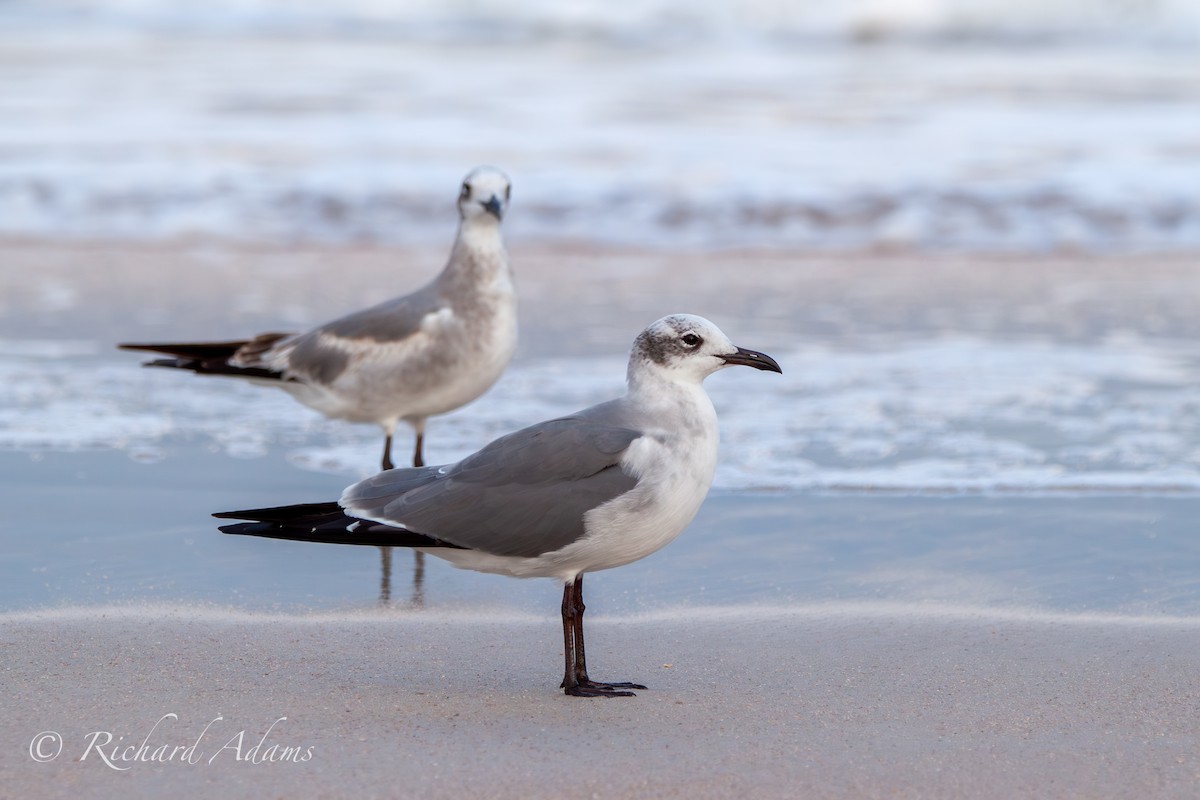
(681, 333), (702, 347)
(459, 183), (470, 200)
(504, 185), (511, 201)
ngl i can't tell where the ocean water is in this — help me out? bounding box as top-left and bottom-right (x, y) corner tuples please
(4, 448), (1199, 616)
(4, 333), (1200, 494)
(1, 0), (1198, 251)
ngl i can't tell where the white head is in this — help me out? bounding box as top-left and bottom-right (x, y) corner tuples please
(628, 314), (781, 386)
(457, 166), (512, 224)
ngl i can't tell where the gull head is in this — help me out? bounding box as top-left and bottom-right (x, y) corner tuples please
(629, 314), (782, 385)
(458, 166), (512, 223)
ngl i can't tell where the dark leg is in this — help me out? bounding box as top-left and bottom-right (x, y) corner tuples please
(381, 434), (395, 471)
(376, 431), (391, 599)
(569, 575), (589, 682)
(379, 433), (396, 604)
(412, 431), (425, 468)
(409, 432), (426, 606)
(378, 432), (392, 600)
(560, 575), (646, 697)
(561, 580), (576, 691)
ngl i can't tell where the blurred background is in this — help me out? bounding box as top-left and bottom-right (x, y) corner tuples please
(1, 0), (1198, 251)
(2, 1), (1200, 613)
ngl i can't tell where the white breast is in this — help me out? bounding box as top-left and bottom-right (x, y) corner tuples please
(531, 388), (720, 581)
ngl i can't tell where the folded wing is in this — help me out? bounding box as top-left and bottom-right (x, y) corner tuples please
(341, 417), (642, 558)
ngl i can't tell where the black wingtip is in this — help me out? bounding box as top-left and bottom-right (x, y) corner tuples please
(217, 515), (467, 549)
(217, 522), (264, 535)
(212, 501), (344, 522)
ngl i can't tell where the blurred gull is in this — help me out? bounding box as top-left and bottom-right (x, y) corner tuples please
(120, 166), (517, 473)
(216, 315), (781, 697)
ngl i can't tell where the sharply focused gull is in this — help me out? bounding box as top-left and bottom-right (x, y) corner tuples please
(216, 314), (781, 697)
(119, 166), (517, 472)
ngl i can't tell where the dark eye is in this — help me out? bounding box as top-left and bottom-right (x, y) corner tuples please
(460, 183), (470, 200)
(504, 185), (511, 201)
(681, 333), (702, 347)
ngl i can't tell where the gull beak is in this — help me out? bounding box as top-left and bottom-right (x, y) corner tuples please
(481, 195), (504, 220)
(720, 346), (782, 373)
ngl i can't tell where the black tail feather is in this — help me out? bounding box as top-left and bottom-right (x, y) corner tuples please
(143, 357), (289, 381)
(119, 334), (293, 381)
(215, 502), (465, 550)
(213, 501), (345, 523)
(119, 340), (255, 360)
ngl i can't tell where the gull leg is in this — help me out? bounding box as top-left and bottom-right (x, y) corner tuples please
(412, 430), (425, 468)
(377, 428), (394, 602)
(561, 580), (577, 691)
(561, 575), (645, 697)
(410, 427), (426, 608)
(381, 433), (395, 471)
(378, 428), (397, 605)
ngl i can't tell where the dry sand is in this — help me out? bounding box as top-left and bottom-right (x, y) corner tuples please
(2, 606), (1198, 799)
(4, 240), (1200, 352)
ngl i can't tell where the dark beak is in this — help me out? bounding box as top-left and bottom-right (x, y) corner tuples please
(720, 346), (782, 373)
(481, 195), (504, 220)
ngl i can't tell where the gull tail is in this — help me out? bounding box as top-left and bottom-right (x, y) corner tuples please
(215, 502), (464, 549)
(118, 333), (293, 381)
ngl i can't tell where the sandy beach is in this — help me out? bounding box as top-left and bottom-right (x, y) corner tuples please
(5, 241), (1200, 352)
(2, 606), (1198, 799)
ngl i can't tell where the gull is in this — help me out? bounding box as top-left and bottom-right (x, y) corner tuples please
(119, 166), (517, 473)
(215, 314), (781, 697)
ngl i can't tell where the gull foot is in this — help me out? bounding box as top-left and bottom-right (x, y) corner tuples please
(563, 679), (648, 698)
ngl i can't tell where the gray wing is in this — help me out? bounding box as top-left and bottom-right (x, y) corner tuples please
(340, 417), (641, 558)
(282, 283), (444, 384)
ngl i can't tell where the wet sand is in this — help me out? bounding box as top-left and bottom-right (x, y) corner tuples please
(4, 446), (1198, 615)
(3, 607), (1198, 799)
